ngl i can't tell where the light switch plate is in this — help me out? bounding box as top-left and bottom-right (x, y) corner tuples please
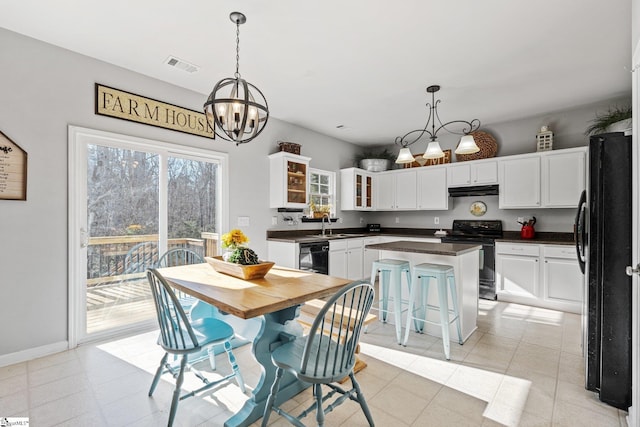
(237, 216), (250, 227)
(271, 216), (278, 225)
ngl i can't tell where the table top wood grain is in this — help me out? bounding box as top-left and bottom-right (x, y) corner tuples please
(157, 263), (351, 319)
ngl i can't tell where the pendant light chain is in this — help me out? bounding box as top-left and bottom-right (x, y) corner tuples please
(234, 21), (241, 79)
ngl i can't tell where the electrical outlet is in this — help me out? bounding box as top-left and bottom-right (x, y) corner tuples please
(517, 216), (524, 224)
(395, 217), (400, 224)
(237, 216), (250, 227)
(359, 217), (364, 224)
(339, 217), (343, 223)
(434, 217), (439, 225)
(271, 216), (278, 226)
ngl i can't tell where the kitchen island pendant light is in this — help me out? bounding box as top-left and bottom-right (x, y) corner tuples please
(204, 12), (269, 145)
(395, 85), (480, 163)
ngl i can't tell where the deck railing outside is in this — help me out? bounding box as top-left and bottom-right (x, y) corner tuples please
(87, 233), (218, 286)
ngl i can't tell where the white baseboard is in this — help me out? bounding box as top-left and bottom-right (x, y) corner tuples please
(0, 341), (69, 368)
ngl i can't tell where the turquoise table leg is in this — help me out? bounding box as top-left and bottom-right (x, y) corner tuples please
(225, 305), (309, 427)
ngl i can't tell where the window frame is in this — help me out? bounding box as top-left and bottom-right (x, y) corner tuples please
(308, 168), (336, 217)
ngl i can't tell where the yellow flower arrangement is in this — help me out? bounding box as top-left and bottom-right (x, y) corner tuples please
(221, 228), (249, 249)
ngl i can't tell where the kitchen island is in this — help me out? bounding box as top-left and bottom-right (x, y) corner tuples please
(365, 240), (481, 343)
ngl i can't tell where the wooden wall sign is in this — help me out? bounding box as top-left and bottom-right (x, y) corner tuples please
(95, 83), (214, 139)
(0, 130), (27, 200)
(402, 149), (452, 168)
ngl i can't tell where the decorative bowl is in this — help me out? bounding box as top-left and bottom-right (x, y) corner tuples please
(205, 256), (274, 280)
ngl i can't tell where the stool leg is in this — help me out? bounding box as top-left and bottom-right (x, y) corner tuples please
(448, 273), (463, 345)
(380, 270), (390, 323)
(403, 273), (419, 346)
(436, 272), (451, 360)
(392, 269), (403, 344)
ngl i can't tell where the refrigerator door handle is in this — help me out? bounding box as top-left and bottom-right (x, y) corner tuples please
(626, 264), (640, 277)
(575, 190), (587, 274)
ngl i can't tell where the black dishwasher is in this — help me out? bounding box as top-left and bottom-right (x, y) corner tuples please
(299, 241), (329, 274)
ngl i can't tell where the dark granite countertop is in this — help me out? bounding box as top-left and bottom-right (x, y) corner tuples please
(497, 231), (575, 246)
(365, 240), (482, 256)
(267, 228), (575, 245)
(266, 228), (444, 243)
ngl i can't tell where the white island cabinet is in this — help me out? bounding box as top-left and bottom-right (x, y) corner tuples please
(365, 240), (480, 343)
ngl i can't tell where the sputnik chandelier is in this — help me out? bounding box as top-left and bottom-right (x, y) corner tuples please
(204, 12), (269, 145)
(395, 85), (480, 163)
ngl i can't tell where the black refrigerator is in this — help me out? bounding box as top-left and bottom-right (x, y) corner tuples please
(575, 131), (632, 410)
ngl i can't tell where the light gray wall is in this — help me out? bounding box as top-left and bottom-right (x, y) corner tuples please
(634, 0), (640, 50)
(0, 28), (360, 357)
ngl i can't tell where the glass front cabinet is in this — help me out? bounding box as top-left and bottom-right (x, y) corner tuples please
(340, 168), (374, 210)
(269, 152), (311, 208)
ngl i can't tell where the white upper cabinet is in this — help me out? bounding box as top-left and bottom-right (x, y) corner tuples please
(448, 160), (498, 187)
(269, 152), (311, 209)
(417, 166), (448, 210)
(340, 168), (374, 211)
(499, 147), (586, 209)
(499, 155), (541, 208)
(541, 149), (586, 208)
(375, 169), (417, 210)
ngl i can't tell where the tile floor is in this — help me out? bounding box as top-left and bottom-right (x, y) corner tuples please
(0, 300), (629, 426)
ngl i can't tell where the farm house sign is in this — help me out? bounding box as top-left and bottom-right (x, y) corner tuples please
(95, 84), (214, 139)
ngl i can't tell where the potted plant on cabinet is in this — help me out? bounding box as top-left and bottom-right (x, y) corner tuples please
(585, 105), (632, 135)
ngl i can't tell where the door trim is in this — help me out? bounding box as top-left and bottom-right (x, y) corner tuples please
(67, 126), (229, 347)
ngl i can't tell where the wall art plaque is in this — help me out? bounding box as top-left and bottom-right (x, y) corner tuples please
(0, 130), (27, 200)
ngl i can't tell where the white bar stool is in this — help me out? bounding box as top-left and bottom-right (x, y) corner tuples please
(370, 259), (411, 344)
(402, 262), (462, 359)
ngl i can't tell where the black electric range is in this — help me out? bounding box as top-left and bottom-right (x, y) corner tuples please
(441, 220), (503, 300)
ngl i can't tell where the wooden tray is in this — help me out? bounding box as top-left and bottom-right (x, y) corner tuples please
(205, 256), (274, 280)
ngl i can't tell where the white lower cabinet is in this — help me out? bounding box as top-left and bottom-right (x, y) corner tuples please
(329, 238), (363, 280)
(542, 245), (583, 311)
(362, 237), (380, 280)
(496, 243), (540, 298)
(496, 242), (582, 313)
(267, 241), (298, 269)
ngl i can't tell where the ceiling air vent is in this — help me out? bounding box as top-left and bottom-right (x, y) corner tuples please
(164, 55), (199, 73)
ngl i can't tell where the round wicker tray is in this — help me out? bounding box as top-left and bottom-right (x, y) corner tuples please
(455, 130), (498, 162)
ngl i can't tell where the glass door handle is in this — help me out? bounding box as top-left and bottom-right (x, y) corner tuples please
(80, 227), (89, 248)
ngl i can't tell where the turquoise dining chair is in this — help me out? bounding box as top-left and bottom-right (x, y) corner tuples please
(261, 280), (376, 427)
(146, 268), (245, 427)
(157, 247), (204, 268)
(124, 241), (158, 274)
(156, 248), (204, 312)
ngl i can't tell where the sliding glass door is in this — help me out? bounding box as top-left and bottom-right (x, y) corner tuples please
(69, 127), (227, 344)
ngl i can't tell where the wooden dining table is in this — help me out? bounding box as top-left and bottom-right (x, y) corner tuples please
(157, 262), (351, 427)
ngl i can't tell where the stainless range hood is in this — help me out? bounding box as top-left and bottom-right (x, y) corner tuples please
(448, 184), (499, 197)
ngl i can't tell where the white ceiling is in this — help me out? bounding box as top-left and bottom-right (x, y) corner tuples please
(0, 0), (632, 146)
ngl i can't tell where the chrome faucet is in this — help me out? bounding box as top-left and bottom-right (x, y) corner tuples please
(321, 214), (332, 236)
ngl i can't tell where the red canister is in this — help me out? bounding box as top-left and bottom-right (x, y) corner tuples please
(521, 225), (535, 239)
